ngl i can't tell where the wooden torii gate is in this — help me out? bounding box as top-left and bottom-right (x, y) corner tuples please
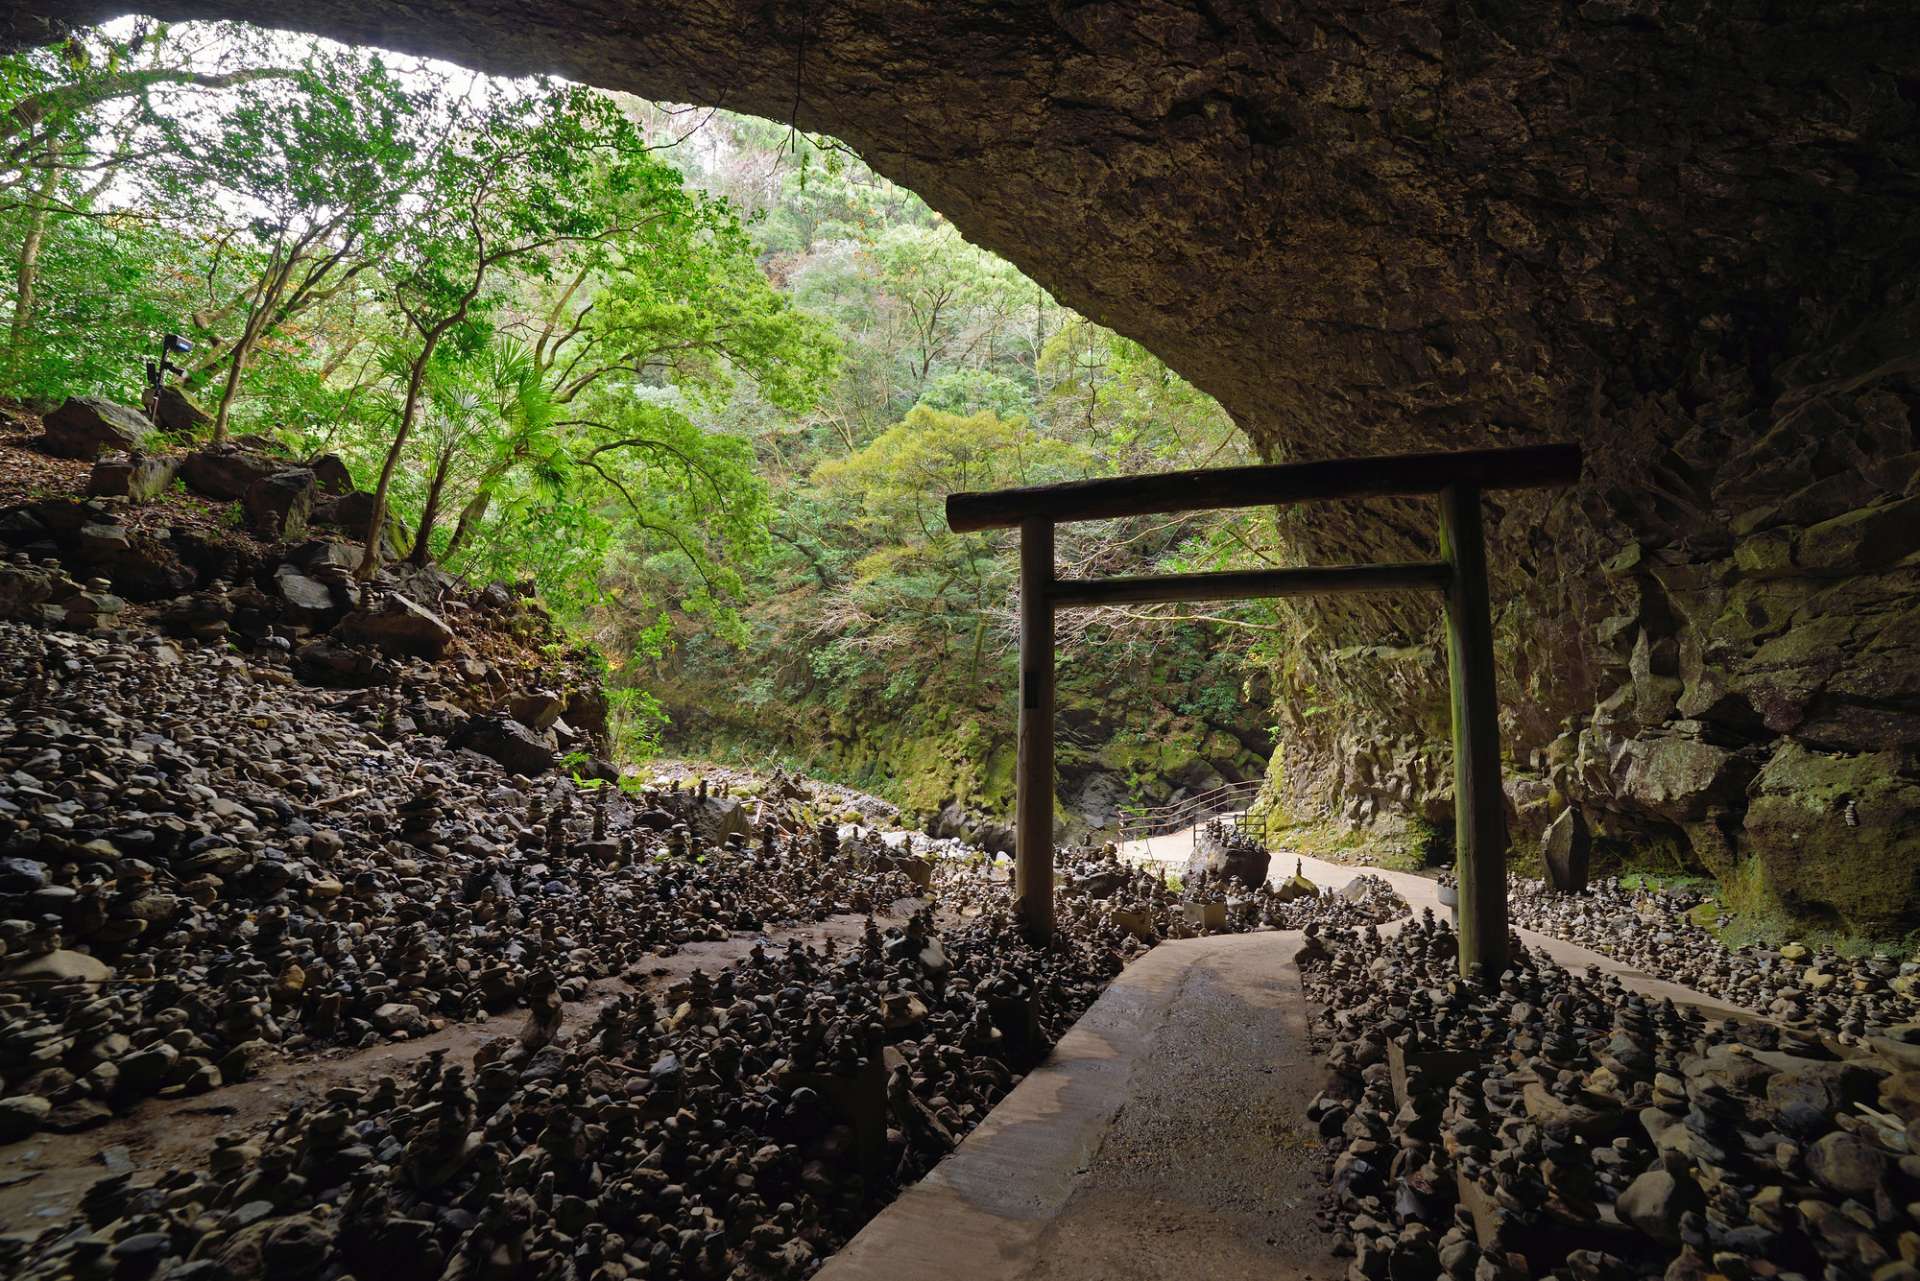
(946, 443), (1583, 978)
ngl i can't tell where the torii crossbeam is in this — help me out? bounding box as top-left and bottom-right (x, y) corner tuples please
(946, 443), (1583, 978)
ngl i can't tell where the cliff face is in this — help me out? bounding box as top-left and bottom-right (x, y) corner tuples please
(12, 0), (1919, 930)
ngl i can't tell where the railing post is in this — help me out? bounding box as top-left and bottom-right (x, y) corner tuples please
(1439, 484), (1509, 978)
(1016, 517), (1055, 942)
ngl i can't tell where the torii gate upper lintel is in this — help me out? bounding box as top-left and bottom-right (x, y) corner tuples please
(944, 442), (1584, 979)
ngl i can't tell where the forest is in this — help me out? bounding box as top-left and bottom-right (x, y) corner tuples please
(0, 19), (1294, 835)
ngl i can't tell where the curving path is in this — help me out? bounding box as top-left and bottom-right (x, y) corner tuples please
(1124, 826), (1756, 1021)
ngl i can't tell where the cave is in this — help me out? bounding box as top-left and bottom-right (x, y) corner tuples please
(9, 0), (1920, 933)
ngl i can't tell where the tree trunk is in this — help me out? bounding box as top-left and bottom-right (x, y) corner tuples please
(1032, 283), (1045, 395)
(442, 487), (494, 563)
(358, 334), (442, 579)
(408, 453), (453, 566)
(7, 164), (59, 357)
(213, 242), (297, 443)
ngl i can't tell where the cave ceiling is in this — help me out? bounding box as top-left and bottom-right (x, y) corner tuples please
(7, 1), (1911, 472)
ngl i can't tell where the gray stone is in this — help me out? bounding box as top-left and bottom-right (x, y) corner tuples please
(453, 715), (556, 776)
(180, 444), (284, 501)
(312, 490), (411, 560)
(1614, 1167), (1704, 1245)
(274, 565), (336, 620)
(149, 384), (213, 435)
(1806, 1130), (1889, 1198)
(307, 453), (354, 495)
(5, 948), (113, 983)
(1541, 806), (1591, 893)
(370, 1002), (427, 1037)
(243, 468), (317, 539)
(41, 397), (153, 459)
(336, 592), (454, 660)
(0, 856), (49, 892)
(0, 1094), (50, 1141)
(508, 688), (567, 732)
(116, 1043), (179, 1098)
(1745, 743), (1920, 936)
(86, 453), (180, 501)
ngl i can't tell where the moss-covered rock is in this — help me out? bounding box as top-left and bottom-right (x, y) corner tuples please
(1742, 742), (1920, 937)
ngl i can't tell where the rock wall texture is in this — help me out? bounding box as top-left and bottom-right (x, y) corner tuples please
(9, 0), (1920, 931)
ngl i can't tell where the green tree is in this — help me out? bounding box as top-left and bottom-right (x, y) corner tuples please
(0, 21), (291, 390)
(813, 404), (1089, 689)
(358, 79), (660, 577)
(179, 43), (417, 439)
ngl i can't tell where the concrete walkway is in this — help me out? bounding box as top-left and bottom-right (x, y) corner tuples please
(819, 932), (1337, 1281)
(820, 829), (1755, 1281)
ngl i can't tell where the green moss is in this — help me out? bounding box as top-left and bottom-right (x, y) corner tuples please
(1262, 815), (1446, 873)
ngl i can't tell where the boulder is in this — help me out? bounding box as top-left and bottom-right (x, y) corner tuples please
(570, 755), (619, 784)
(371, 1002), (428, 1037)
(41, 397), (154, 459)
(508, 688), (567, 732)
(306, 452), (354, 495)
(1271, 863), (1316, 902)
(1072, 866), (1130, 899)
(925, 802), (1015, 855)
(1187, 826), (1272, 889)
(243, 467), (317, 539)
(1616, 735), (1755, 823)
(301, 538), (362, 570)
(0, 1095), (52, 1141)
(563, 686), (610, 743)
(1614, 1167), (1705, 1245)
(690, 795), (752, 844)
(313, 488), (374, 528)
(453, 715), (556, 776)
(180, 444), (283, 501)
(149, 385), (212, 435)
(6, 948), (113, 983)
(0, 558), (68, 621)
(1541, 806), (1591, 893)
(1806, 1130), (1889, 1198)
(336, 592), (454, 660)
(311, 490), (411, 559)
(86, 453), (179, 501)
(68, 519), (196, 601)
(1744, 741), (1920, 935)
(273, 565), (337, 622)
(0, 856), (49, 892)
(293, 637), (392, 688)
(972, 820), (1016, 856)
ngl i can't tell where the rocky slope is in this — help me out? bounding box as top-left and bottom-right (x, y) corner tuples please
(0, 401), (613, 778)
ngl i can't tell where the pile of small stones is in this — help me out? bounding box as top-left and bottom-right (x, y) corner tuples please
(0, 621), (919, 1144)
(1045, 851), (1410, 942)
(1503, 876), (1920, 1036)
(1305, 911), (1920, 1281)
(5, 902), (1128, 1281)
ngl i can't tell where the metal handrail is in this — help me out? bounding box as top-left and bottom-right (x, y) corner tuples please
(1116, 777), (1265, 842)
